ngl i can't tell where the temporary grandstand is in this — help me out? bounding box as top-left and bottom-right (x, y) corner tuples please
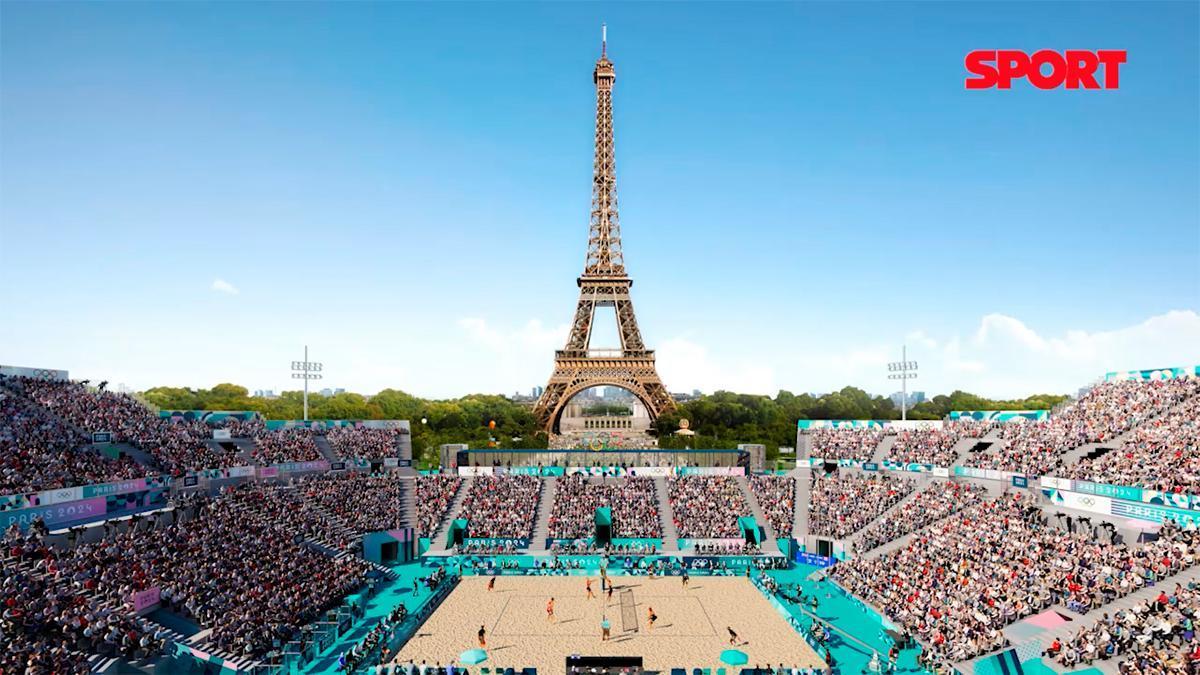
(3, 364), (1200, 675)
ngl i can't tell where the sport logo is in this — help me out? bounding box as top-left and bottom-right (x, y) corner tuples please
(965, 50), (1126, 89)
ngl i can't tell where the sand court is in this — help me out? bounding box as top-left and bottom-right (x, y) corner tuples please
(394, 576), (825, 672)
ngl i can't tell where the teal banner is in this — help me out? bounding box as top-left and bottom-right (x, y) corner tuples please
(1104, 366), (1196, 382)
(797, 420), (885, 430)
(949, 410), (1048, 422)
(1072, 480), (1145, 502)
(1111, 501), (1200, 528)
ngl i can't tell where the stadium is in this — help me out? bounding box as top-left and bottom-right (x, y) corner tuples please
(3, 6), (1199, 675)
(7, 358), (1200, 675)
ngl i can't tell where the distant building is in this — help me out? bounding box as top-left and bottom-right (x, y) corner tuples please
(253, 389), (278, 399)
(889, 390), (926, 408)
(531, 386), (544, 398)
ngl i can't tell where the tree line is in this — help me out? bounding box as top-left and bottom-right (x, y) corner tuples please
(141, 383), (1067, 464)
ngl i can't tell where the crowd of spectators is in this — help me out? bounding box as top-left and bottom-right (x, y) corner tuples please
(1050, 572), (1200, 672)
(808, 427), (884, 462)
(327, 427), (404, 461)
(297, 473), (405, 547)
(216, 476), (403, 554)
(251, 427), (323, 465)
(340, 602), (408, 673)
(886, 420), (996, 467)
(9, 377), (237, 473)
(809, 473), (914, 539)
(458, 476), (542, 539)
(667, 476), (750, 539)
(1067, 395), (1200, 493)
(221, 417), (265, 437)
(547, 475), (661, 539)
(749, 475), (795, 535)
(415, 476), (462, 538)
(2, 520), (165, 673)
(971, 379), (1200, 476)
(854, 480), (987, 553)
(833, 495), (1200, 665)
(112, 487), (366, 657)
(0, 392), (145, 494)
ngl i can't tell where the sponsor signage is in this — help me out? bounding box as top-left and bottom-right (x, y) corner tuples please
(682, 556), (770, 569)
(2, 497), (107, 530)
(795, 552), (836, 568)
(1073, 480), (1144, 502)
(274, 460), (330, 474)
(1111, 501), (1200, 529)
(91, 432), (114, 444)
(676, 466), (745, 476)
(129, 587), (161, 614)
(464, 537), (529, 549)
(0, 365), (68, 380)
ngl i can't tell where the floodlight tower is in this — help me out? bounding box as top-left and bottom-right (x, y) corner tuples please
(291, 345), (323, 421)
(887, 345), (918, 421)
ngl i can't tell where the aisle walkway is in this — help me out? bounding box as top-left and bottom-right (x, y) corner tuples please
(767, 565), (926, 675)
(302, 563), (445, 675)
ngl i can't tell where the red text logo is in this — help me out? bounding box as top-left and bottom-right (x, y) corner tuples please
(965, 50), (1126, 89)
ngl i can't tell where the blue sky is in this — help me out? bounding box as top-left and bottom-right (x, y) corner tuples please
(1, 2), (1197, 399)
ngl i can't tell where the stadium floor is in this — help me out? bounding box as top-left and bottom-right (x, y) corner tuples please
(303, 563), (440, 675)
(299, 562), (928, 675)
(765, 565), (925, 675)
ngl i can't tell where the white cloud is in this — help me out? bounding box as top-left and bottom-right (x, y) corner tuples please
(457, 317), (566, 353)
(657, 336), (776, 395)
(905, 330), (938, 351)
(50, 309), (1193, 402)
(794, 309), (1200, 399)
(210, 278), (239, 295)
(658, 310), (1200, 400)
(942, 309), (1200, 396)
(453, 317), (569, 394)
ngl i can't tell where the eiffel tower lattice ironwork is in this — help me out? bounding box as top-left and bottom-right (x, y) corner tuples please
(533, 28), (676, 435)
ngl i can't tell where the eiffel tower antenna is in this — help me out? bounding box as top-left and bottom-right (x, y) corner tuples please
(533, 31), (675, 438)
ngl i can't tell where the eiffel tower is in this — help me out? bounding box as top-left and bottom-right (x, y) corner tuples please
(533, 27), (676, 436)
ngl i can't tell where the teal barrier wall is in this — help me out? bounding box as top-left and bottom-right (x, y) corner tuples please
(1104, 366), (1196, 381)
(798, 420), (885, 430)
(949, 410), (1048, 422)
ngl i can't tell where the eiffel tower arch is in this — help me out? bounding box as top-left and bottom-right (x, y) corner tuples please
(533, 28), (676, 436)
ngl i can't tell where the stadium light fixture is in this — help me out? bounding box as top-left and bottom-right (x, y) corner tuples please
(887, 345), (918, 421)
(291, 345), (323, 421)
